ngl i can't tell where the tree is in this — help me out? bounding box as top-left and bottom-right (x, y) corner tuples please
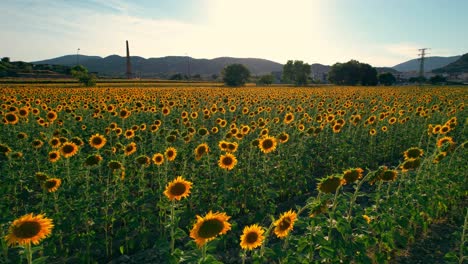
(1, 57), (10, 63)
(169, 73), (184, 80)
(222, 64), (250, 86)
(257, 74), (274, 85)
(429, 75), (447, 84)
(282, 60), (311, 86)
(378, 72), (396, 86)
(71, 65), (96, 87)
(328, 60), (378, 86)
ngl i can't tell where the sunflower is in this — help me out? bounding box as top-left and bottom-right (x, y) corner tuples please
(283, 112), (294, 124)
(380, 170), (397, 181)
(17, 132), (28, 140)
(108, 160), (123, 171)
(195, 143), (210, 160)
(227, 142), (238, 153)
(84, 154), (103, 167)
(124, 129), (135, 139)
(48, 150), (61, 163)
(273, 210), (297, 239)
(5, 213), (54, 246)
(258, 136), (277, 154)
(165, 147), (177, 161)
(218, 153), (238, 170)
(136, 155), (151, 166)
(89, 134), (107, 149)
(152, 153), (164, 165)
(437, 136), (455, 150)
(46, 111), (58, 122)
(35, 172), (49, 182)
(163, 176), (193, 201)
(403, 147), (424, 160)
(190, 211), (231, 247)
(32, 139), (44, 149)
(433, 152), (447, 163)
(317, 175), (345, 193)
(60, 142), (79, 158)
(44, 178), (61, 192)
(342, 168), (364, 185)
(400, 158), (421, 172)
(369, 129), (377, 136)
(5, 112), (19, 125)
(49, 137), (61, 148)
(240, 224), (265, 250)
(278, 132), (289, 143)
(124, 142), (137, 156)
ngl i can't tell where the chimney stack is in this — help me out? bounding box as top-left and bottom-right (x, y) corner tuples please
(126, 40), (132, 79)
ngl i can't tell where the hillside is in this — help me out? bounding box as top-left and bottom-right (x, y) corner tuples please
(33, 55), (283, 77)
(432, 53), (468, 73)
(392, 56), (460, 72)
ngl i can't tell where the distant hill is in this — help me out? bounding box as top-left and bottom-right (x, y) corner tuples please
(376, 67), (400, 74)
(392, 56), (461, 72)
(432, 53), (468, 73)
(33, 55), (283, 77)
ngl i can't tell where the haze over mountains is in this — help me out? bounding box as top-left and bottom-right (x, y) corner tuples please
(32, 54), (465, 78)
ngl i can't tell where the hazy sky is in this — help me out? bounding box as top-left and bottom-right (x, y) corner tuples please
(1, 0), (467, 66)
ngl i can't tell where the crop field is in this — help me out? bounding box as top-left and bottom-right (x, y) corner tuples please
(0, 85), (466, 263)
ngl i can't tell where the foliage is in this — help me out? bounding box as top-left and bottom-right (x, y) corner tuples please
(429, 75), (447, 84)
(71, 65), (96, 87)
(282, 60), (311, 86)
(379, 72), (397, 86)
(257, 74), (274, 85)
(222, 64), (250, 86)
(0, 85), (466, 263)
(328, 60), (378, 85)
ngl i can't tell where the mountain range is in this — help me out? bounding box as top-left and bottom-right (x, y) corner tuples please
(32, 54), (466, 78)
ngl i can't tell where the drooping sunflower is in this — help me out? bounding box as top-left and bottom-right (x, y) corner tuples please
(342, 168), (364, 185)
(218, 153), (238, 170)
(273, 210), (297, 239)
(135, 155), (151, 166)
(60, 142), (79, 158)
(84, 154), (103, 167)
(190, 211), (231, 247)
(400, 158), (421, 172)
(48, 150), (61, 163)
(124, 142), (137, 156)
(44, 178), (62, 193)
(165, 147), (177, 161)
(403, 147), (424, 160)
(380, 170), (397, 181)
(89, 134), (107, 149)
(152, 153), (164, 165)
(317, 175), (345, 193)
(195, 143), (210, 160)
(258, 136), (277, 154)
(5, 213), (54, 246)
(240, 224), (265, 250)
(437, 136), (455, 151)
(163, 176), (193, 201)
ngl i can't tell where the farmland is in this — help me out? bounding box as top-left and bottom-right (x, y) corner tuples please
(1, 85), (466, 263)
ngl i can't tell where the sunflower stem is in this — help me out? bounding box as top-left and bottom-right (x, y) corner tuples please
(327, 186), (341, 239)
(259, 217), (275, 258)
(25, 243), (33, 264)
(170, 200), (176, 254)
(347, 171), (373, 220)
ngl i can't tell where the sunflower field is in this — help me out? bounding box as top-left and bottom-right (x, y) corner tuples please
(0, 85), (466, 264)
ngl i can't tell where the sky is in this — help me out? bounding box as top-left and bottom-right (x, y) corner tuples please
(1, 0), (467, 67)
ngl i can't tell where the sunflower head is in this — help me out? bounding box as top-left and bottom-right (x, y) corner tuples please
(317, 175), (345, 194)
(152, 153), (164, 165)
(218, 153), (238, 171)
(274, 210), (297, 239)
(108, 160), (123, 171)
(44, 178), (62, 192)
(124, 142), (137, 156)
(48, 150), (61, 163)
(195, 143), (209, 160)
(83, 154), (102, 167)
(400, 158), (421, 172)
(136, 155), (151, 166)
(342, 168), (364, 185)
(240, 224), (265, 250)
(89, 134), (107, 149)
(163, 176), (193, 201)
(5, 213), (54, 246)
(190, 211), (231, 247)
(278, 132), (289, 143)
(403, 147), (424, 160)
(35, 172), (49, 182)
(165, 147), (177, 161)
(258, 136), (277, 154)
(380, 170), (397, 181)
(60, 142), (79, 158)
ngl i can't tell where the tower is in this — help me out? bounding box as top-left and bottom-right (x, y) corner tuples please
(126, 40), (132, 79)
(418, 48), (430, 82)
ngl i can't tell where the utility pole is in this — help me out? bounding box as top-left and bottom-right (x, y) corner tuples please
(126, 40), (132, 79)
(185, 53), (191, 82)
(76, 48), (80, 65)
(418, 48), (430, 84)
